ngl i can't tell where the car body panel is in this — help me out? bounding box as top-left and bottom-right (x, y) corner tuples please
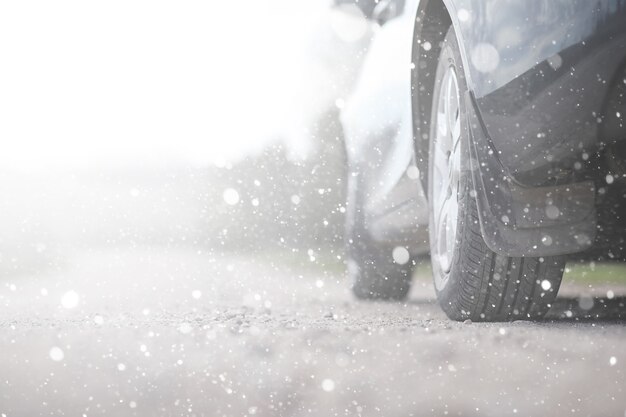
(342, 0), (428, 254)
(465, 90), (597, 256)
(447, 0), (626, 186)
(440, 0), (626, 255)
(342, 0), (626, 257)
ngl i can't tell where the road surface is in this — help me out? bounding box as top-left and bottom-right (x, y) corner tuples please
(1, 247), (625, 417)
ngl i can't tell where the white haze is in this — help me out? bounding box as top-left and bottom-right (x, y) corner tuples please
(0, 0), (365, 171)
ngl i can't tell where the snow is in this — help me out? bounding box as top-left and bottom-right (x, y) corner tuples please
(547, 54), (563, 70)
(178, 323), (193, 334)
(49, 347), (64, 362)
(457, 9), (471, 23)
(223, 188), (240, 206)
(545, 205), (560, 220)
(578, 297), (594, 310)
(471, 43), (500, 73)
(321, 378), (335, 392)
(61, 291), (80, 309)
(392, 246), (410, 265)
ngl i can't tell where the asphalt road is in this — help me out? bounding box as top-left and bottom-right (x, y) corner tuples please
(1, 246), (625, 417)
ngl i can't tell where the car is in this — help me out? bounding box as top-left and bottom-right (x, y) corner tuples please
(339, 0), (626, 321)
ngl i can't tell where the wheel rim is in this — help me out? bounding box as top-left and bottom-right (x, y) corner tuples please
(432, 65), (461, 288)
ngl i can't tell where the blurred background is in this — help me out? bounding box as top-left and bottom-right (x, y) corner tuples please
(2, 0), (624, 290)
(1, 0), (624, 297)
(0, 0), (378, 278)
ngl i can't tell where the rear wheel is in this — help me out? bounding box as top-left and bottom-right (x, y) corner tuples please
(348, 233), (413, 301)
(346, 174), (413, 301)
(427, 27), (565, 321)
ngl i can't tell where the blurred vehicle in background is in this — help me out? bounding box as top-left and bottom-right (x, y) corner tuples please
(339, 0), (626, 321)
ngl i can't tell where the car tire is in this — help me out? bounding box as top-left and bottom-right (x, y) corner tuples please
(349, 236), (413, 301)
(346, 175), (413, 301)
(427, 27), (566, 321)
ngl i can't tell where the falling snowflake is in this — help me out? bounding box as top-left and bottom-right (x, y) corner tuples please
(49, 347), (64, 362)
(392, 246), (410, 265)
(322, 379), (335, 392)
(223, 188), (240, 205)
(61, 291), (80, 309)
(471, 43), (500, 73)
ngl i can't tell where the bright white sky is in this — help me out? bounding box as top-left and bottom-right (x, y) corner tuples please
(0, 0), (344, 170)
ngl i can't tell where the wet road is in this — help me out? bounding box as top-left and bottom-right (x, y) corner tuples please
(1, 247), (625, 417)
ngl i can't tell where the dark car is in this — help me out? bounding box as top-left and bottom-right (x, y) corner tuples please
(340, 0), (626, 321)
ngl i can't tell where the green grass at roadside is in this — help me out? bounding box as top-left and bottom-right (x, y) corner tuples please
(413, 259), (626, 285)
(261, 246), (626, 286)
(563, 261), (626, 284)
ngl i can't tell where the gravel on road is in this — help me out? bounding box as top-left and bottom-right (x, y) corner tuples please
(1, 247), (625, 417)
